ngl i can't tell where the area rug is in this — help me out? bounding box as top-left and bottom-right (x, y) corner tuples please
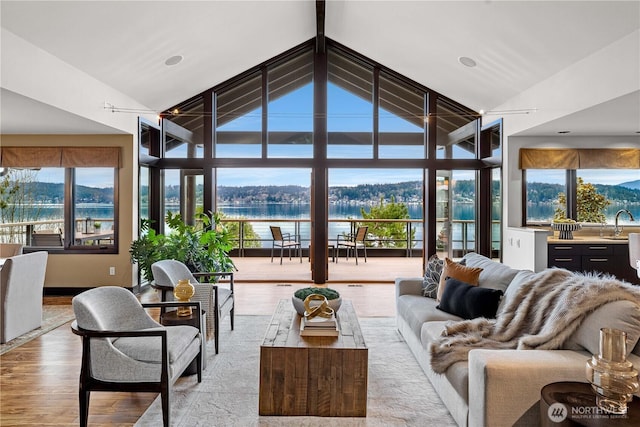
(136, 316), (456, 426)
(0, 304), (75, 355)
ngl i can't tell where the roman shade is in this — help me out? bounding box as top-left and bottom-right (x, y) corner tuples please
(0, 146), (121, 168)
(519, 148), (640, 169)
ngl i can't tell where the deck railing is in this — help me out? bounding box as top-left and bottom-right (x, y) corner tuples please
(1, 217), (489, 256)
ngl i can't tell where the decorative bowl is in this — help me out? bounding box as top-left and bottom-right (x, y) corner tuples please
(552, 222), (582, 240)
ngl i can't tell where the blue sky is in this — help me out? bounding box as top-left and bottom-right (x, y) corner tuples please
(30, 82), (638, 188)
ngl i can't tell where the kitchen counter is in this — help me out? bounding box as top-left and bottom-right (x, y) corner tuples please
(547, 236), (629, 244)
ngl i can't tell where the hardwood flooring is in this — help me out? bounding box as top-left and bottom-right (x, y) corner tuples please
(0, 282), (397, 426)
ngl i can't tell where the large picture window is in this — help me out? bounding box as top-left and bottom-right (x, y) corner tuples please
(0, 146), (119, 253)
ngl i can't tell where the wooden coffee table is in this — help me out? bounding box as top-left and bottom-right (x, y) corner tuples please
(259, 299), (368, 417)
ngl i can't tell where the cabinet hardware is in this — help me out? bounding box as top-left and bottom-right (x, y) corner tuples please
(554, 258), (574, 262)
(588, 258), (608, 262)
(588, 246), (607, 250)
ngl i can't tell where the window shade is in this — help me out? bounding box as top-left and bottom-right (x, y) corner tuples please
(519, 148), (579, 169)
(1, 147), (121, 168)
(0, 147), (62, 167)
(520, 148), (640, 169)
(61, 147), (121, 167)
(578, 149), (639, 169)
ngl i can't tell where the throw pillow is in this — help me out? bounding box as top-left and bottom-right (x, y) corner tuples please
(563, 300), (640, 356)
(437, 257), (483, 301)
(422, 254), (443, 298)
(437, 277), (504, 320)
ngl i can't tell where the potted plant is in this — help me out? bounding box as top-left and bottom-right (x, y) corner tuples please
(129, 211), (235, 284)
(93, 221), (102, 232)
(292, 286), (341, 316)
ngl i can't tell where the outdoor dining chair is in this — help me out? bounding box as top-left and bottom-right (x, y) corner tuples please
(337, 226), (368, 265)
(269, 226), (302, 264)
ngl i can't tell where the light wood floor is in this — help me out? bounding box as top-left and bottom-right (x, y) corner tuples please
(0, 277), (402, 426)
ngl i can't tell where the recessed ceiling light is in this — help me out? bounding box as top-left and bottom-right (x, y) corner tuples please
(458, 56), (477, 67)
(165, 55), (183, 66)
(558, 130), (571, 134)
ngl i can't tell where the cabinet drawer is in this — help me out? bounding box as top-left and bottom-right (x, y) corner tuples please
(548, 244), (581, 258)
(582, 245), (614, 255)
(582, 256), (614, 274)
(548, 255), (581, 271)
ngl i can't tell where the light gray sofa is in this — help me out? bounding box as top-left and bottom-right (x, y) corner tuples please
(396, 252), (640, 427)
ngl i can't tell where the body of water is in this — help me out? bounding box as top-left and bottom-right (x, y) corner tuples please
(14, 202), (638, 250)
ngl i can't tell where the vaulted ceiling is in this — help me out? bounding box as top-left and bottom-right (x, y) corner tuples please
(1, 1), (639, 136)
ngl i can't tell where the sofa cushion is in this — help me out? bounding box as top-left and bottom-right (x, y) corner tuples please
(563, 300), (640, 357)
(462, 252), (520, 294)
(437, 258), (483, 301)
(422, 254), (443, 298)
(397, 295), (463, 338)
(437, 278), (504, 319)
(498, 269), (537, 314)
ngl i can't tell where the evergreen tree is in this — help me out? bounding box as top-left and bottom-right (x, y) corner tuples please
(360, 196), (415, 248)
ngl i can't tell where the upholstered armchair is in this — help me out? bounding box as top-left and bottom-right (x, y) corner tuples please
(151, 259), (234, 354)
(71, 286), (202, 427)
(1, 251), (48, 344)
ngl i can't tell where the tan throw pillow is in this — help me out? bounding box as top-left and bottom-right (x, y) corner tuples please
(437, 258), (483, 301)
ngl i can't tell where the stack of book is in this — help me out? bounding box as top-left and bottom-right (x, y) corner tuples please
(300, 314), (339, 337)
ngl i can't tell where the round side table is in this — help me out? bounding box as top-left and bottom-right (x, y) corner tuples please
(540, 381), (639, 426)
(160, 309), (206, 375)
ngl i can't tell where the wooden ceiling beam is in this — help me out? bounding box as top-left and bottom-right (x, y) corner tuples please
(316, 0), (326, 53)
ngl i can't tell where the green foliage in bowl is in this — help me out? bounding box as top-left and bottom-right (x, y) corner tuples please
(294, 287), (340, 300)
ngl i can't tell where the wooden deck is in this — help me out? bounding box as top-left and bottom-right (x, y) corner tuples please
(232, 255), (423, 283)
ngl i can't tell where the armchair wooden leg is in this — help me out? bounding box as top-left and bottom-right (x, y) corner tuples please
(79, 389), (90, 427)
(230, 307), (235, 330)
(161, 385), (170, 427)
(214, 311), (220, 354)
(196, 352), (202, 383)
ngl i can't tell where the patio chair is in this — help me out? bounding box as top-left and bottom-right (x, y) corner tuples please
(337, 226), (368, 265)
(151, 259), (234, 354)
(31, 230), (64, 247)
(71, 286), (202, 427)
(270, 225), (302, 264)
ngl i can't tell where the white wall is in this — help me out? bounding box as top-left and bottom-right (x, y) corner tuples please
(1, 28), (155, 134)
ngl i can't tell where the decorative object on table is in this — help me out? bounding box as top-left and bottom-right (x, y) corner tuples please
(291, 286), (341, 316)
(93, 221), (101, 232)
(83, 217), (94, 234)
(299, 294), (339, 337)
(174, 279), (196, 317)
(130, 211), (235, 283)
(552, 219), (581, 240)
(586, 327), (639, 414)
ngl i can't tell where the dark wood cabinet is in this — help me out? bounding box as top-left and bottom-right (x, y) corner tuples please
(548, 242), (638, 284)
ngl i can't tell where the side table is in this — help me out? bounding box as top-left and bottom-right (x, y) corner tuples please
(160, 309), (207, 374)
(540, 381), (639, 426)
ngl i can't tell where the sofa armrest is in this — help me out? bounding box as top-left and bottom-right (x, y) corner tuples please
(468, 349), (590, 427)
(395, 277), (424, 297)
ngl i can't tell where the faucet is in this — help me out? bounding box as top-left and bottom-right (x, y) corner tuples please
(614, 209), (635, 237)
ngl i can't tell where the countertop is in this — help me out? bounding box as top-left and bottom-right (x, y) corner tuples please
(547, 236), (630, 244)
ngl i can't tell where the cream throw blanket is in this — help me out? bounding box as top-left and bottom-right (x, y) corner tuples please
(429, 269), (640, 374)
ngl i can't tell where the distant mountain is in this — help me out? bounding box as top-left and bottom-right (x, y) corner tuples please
(619, 179), (640, 190)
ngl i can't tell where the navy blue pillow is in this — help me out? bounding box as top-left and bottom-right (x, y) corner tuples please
(437, 278), (503, 319)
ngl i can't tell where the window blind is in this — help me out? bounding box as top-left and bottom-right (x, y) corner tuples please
(1, 147), (121, 168)
(519, 148), (639, 169)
